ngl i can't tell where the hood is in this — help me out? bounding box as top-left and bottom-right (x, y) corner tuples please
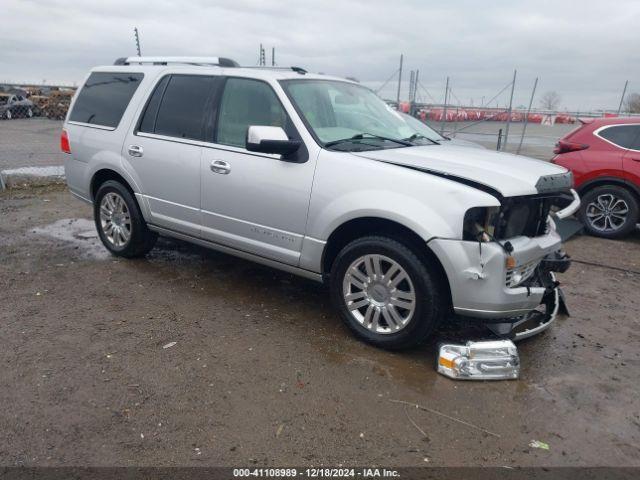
(351, 144), (568, 197)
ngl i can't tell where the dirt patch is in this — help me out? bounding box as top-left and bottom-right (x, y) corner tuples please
(1, 186), (639, 467)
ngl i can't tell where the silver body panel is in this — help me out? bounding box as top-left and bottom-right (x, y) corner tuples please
(429, 230), (562, 318)
(63, 63), (574, 321)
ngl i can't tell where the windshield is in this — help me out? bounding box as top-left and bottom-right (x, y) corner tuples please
(399, 112), (445, 142)
(281, 79), (439, 151)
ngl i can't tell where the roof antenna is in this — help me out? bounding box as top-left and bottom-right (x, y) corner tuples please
(134, 27), (142, 56)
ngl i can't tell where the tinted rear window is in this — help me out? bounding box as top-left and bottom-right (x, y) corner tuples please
(146, 75), (218, 141)
(70, 72), (143, 128)
(597, 125), (640, 149)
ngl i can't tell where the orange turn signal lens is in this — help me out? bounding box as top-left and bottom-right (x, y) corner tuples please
(439, 356), (455, 369)
(505, 256), (517, 269)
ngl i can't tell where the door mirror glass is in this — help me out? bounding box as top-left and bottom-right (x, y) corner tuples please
(246, 126), (301, 156)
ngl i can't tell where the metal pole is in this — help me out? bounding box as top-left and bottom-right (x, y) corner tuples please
(617, 80), (628, 115)
(502, 69), (517, 151)
(452, 106), (459, 138)
(134, 27), (141, 56)
(271, 47), (275, 66)
(516, 77), (538, 155)
(408, 71), (415, 111)
(396, 54), (403, 108)
(440, 76), (449, 135)
(413, 70), (420, 115)
(496, 128), (503, 151)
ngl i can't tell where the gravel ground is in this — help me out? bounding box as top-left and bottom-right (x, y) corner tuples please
(0, 119), (66, 170)
(1, 186), (639, 467)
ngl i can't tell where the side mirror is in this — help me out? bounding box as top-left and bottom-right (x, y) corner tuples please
(246, 126), (301, 156)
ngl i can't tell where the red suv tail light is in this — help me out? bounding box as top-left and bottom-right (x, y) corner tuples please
(60, 129), (71, 154)
(553, 140), (589, 155)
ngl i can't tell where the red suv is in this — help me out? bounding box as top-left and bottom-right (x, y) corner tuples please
(552, 117), (640, 238)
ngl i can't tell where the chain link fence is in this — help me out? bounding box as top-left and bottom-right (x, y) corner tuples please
(0, 85), (75, 121)
(0, 84), (73, 191)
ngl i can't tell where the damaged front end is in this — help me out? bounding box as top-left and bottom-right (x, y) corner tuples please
(432, 190), (578, 380)
(428, 188), (580, 341)
(487, 257), (570, 341)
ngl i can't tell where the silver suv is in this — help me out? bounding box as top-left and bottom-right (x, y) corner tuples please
(62, 56), (579, 349)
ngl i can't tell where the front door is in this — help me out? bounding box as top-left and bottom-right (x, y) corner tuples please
(200, 77), (315, 266)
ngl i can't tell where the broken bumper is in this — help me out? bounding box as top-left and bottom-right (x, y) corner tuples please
(429, 228), (569, 320)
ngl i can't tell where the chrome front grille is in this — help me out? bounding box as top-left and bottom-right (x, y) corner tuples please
(505, 259), (539, 288)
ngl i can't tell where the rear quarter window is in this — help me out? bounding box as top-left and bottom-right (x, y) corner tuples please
(69, 72), (144, 128)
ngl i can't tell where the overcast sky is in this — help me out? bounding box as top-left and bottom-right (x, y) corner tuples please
(2, 0), (639, 111)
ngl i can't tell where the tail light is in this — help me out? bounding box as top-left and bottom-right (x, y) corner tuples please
(553, 140), (588, 155)
(60, 129), (71, 154)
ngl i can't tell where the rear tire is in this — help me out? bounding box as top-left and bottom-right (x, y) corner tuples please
(94, 180), (157, 257)
(579, 185), (639, 239)
(329, 236), (445, 350)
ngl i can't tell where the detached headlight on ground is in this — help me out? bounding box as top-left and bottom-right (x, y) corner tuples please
(438, 340), (520, 380)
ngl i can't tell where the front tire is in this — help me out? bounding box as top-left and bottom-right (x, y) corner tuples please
(580, 185), (639, 238)
(94, 180), (157, 257)
(330, 236), (445, 350)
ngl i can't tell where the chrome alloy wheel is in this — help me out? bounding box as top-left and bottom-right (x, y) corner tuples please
(586, 193), (629, 233)
(342, 254), (416, 334)
(99, 192), (131, 247)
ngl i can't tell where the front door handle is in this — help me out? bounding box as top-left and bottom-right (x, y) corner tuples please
(631, 157), (640, 162)
(128, 145), (143, 157)
(210, 160), (231, 175)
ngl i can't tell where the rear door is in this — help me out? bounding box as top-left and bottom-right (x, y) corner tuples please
(590, 124), (636, 182)
(124, 74), (222, 236)
(620, 124), (640, 188)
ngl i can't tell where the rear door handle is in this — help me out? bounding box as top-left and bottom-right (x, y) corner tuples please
(210, 160), (231, 175)
(631, 157), (640, 162)
(128, 145), (143, 157)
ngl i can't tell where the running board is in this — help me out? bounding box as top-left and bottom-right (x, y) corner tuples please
(148, 224), (323, 283)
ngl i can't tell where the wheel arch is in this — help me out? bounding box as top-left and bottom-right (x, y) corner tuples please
(321, 216), (452, 309)
(90, 168), (136, 201)
(578, 177), (640, 200)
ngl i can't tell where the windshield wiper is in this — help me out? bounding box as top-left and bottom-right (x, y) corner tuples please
(403, 133), (440, 145)
(325, 133), (413, 149)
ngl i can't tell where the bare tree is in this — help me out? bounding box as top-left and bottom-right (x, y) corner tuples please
(539, 91), (561, 111)
(624, 93), (640, 113)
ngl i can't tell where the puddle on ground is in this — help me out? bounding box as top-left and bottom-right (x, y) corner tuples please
(31, 218), (110, 260)
(30, 218), (207, 263)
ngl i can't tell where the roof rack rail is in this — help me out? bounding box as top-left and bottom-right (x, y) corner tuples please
(243, 66), (308, 75)
(114, 56), (239, 67)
